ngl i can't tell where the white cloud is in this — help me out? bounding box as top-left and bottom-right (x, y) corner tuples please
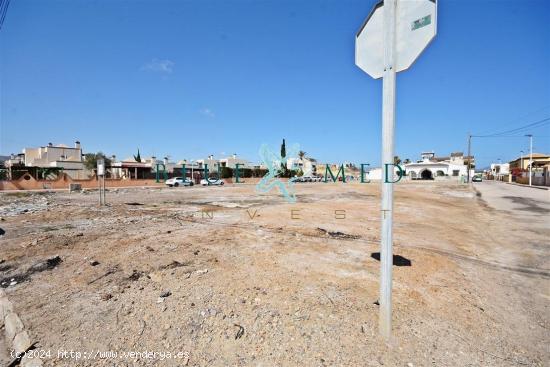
(141, 58), (175, 73)
(199, 108), (215, 118)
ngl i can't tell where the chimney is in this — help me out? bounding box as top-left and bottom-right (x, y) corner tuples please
(164, 157), (168, 165)
(75, 141), (81, 149)
(232, 153), (237, 159)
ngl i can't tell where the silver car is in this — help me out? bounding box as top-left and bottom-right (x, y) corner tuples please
(200, 178), (224, 186)
(165, 177), (194, 187)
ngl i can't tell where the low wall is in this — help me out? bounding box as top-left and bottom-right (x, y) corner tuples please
(0, 173), (165, 191)
(515, 175), (549, 187)
(0, 175), (363, 191)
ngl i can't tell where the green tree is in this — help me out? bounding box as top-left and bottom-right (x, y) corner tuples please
(133, 149), (142, 163)
(298, 150), (306, 160)
(279, 138), (291, 177)
(84, 152), (111, 171)
(393, 156), (401, 165)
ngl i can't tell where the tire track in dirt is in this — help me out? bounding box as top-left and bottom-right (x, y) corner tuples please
(168, 214), (550, 279)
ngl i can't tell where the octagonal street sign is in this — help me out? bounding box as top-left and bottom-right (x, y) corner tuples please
(356, 0), (437, 79)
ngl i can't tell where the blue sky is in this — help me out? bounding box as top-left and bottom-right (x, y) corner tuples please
(1, 0), (549, 168)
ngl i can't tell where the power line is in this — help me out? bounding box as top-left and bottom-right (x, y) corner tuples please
(474, 105), (550, 136)
(0, 0), (11, 31)
(473, 116), (550, 138)
(480, 117), (549, 137)
(473, 134), (550, 138)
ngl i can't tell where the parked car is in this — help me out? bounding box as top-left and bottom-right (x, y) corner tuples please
(165, 177), (194, 187)
(200, 178), (224, 186)
(293, 175), (322, 183)
(472, 175), (482, 182)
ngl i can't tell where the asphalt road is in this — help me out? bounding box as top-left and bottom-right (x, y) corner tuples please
(473, 180), (550, 228)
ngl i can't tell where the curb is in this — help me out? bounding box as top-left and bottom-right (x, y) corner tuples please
(0, 289), (43, 367)
(503, 182), (549, 191)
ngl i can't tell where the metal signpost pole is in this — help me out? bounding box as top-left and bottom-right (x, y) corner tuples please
(97, 159), (105, 206)
(379, 0), (397, 340)
(98, 173), (102, 206)
(356, 0), (437, 341)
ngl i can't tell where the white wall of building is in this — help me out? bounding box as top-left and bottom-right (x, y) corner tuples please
(405, 154), (472, 180)
(219, 154), (251, 169)
(24, 142), (82, 167)
(287, 157), (317, 175)
(490, 163), (510, 176)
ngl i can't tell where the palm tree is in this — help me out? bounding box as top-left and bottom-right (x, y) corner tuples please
(298, 150), (307, 161)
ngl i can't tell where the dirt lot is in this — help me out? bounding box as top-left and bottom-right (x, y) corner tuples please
(0, 182), (548, 366)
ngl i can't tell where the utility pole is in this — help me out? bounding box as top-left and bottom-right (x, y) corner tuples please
(467, 134), (472, 183)
(526, 134), (533, 186)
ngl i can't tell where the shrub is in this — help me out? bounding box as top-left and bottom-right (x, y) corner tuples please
(220, 167), (233, 179)
(241, 168), (253, 178)
(252, 168), (268, 177)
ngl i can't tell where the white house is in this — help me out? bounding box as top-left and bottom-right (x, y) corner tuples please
(19, 141), (88, 179)
(286, 157), (317, 175)
(490, 163), (510, 181)
(111, 156), (159, 179)
(365, 166), (402, 181)
(404, 151), (474, 180)
(219, 153), (252, 169)
(196, 155), (220, 170)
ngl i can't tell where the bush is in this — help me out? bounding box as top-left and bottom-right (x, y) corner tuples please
(220, 167), (233, 179)
(241, 168), (253, 178)
(252, 168), (268, 177)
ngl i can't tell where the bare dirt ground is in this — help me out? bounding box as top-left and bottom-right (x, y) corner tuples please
(0, 181), (548, 366)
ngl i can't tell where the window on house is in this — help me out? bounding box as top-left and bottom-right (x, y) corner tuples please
(452, 170), (459, 176)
